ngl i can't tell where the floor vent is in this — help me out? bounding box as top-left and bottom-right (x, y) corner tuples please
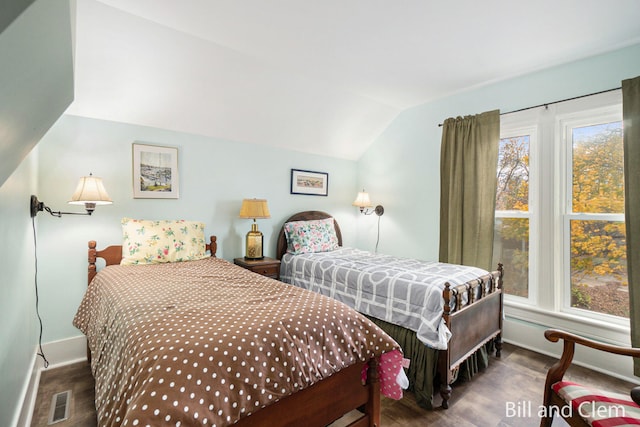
(48, 390), (71, 425)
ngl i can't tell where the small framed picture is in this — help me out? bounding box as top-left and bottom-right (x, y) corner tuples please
(290, 169), (328, 196)
(132, 143), (179, 199)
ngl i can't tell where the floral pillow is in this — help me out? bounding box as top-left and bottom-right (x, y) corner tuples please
(284, 217), (339, 255)
(121, 217), (208, 265)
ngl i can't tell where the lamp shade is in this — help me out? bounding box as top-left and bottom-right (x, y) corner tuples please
(239, 199), (270, 219)
(352, 191), (373, 208)
(68, 174), (112, 205)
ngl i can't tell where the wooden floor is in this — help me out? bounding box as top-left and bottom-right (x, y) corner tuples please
(31, 343), (637, 427)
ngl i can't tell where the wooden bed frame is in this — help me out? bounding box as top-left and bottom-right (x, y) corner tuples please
(276, 211), (504, 409)
(86, 235), (382, 427)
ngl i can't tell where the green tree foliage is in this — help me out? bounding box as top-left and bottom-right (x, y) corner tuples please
(572, 125), (624, 214)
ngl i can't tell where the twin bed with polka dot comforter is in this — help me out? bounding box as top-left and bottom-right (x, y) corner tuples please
(73, 256), (403, 426)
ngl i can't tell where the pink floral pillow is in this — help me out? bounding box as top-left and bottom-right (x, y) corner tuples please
(284, 218), (339, 254)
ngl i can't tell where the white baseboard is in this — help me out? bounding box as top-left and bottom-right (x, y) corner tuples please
(11, 352), (38, 427)
(503, 316), (640, 385)
(16, 336), (87, 427)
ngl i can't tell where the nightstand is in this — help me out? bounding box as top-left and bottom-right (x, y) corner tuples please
(233, 257), (281, 279)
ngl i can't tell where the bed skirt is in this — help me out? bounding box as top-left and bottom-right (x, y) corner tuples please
(366, 316), (438, 409)
(366, 316), (491, 409)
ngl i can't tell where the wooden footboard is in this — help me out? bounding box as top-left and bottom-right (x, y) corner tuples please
(438, 263), (504, 408)
(236, 360), (380, 427)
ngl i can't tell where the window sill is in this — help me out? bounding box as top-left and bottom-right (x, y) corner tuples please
(504, 299), (631, 346)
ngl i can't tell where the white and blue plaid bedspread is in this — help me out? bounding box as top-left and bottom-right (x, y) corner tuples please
(280, 247), (489, 350)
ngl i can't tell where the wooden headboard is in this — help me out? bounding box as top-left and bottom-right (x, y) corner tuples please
(276, 211), (343, 260)
(87, 236), (218, 285)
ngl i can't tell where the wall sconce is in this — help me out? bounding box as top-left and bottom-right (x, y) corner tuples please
(239, 198), (270, 259)
(352, 190), (384, 216)
(30, 173), (113, 217)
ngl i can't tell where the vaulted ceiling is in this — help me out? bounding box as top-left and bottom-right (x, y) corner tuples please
(65, 0), (640, 160)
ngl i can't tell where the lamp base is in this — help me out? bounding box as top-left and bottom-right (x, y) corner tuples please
(374, 205), (384, 216)
(245, 225), (264, 260)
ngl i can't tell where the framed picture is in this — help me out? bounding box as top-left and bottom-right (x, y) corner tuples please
(290, 169), (328, 196)
(132, 143), (179, 199)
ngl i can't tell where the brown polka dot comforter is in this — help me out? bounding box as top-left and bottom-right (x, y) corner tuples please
(73, 257), (400, 427)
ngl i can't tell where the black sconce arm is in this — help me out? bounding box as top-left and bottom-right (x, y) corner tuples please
(361, 205), (385, 216)
(30, 195), (94, 218)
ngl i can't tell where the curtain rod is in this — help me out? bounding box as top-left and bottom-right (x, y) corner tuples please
(437, 86), (621, 127)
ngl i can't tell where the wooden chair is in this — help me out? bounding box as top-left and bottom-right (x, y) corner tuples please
(540, 329), (640, 427)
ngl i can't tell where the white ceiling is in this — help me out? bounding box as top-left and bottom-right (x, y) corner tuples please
(65, 0), (640, 160)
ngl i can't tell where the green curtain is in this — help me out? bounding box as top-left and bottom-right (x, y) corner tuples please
(623, 76), (640, 376)
(439, 109), (500, 270)
(438, 109), (500, 386)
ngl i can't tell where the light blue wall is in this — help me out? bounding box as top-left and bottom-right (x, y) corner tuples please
(0, 151), (38, 427)
(33, 114), (359, 342)
(356, 43), (640, 260)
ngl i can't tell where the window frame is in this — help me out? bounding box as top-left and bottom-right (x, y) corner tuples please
(498, 89), (630, 343)
(497, 120), (539, 305)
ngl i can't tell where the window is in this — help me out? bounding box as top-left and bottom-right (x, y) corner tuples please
(564, 119), (627, 317)
(494, 133), (532, 299)
(494, 90), (628, 324)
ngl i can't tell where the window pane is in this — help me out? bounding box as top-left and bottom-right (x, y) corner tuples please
(493, 217), (529, 298)
(497, 135), (529, 211)
(569, 219), (628, 317)
(572, 122), (624, 214)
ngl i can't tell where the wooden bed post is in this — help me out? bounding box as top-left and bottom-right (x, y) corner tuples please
(87, 240), (99, 364)
(88, 240), (98, 285)
(495, 263), (504, 357)
(442, 282), (452, 327)
(208, 235), (217, 257)
(439, 283), (453, 409)
(364, 358), (381, 427)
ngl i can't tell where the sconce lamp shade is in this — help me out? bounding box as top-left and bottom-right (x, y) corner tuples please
(68, 174), (113, 206)
(68, 174), (112, 214)
(239, 199), (270, 260)
(352, 191), (373, 209)
(239, 199), (270, 219)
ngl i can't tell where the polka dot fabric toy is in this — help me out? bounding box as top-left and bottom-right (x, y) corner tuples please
(73, 257), (402, 426)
